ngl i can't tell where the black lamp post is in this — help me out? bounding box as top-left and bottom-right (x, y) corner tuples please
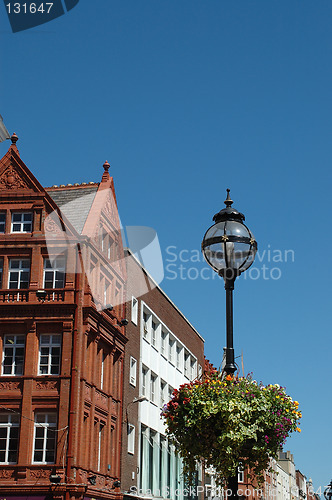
(324, 481), (332, 500)
(201, 189), (257, 498)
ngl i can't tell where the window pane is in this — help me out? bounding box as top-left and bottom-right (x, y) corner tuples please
(12, 214), (21, 222)
(23, 213), (32, 221)
(34, 450), (43, 462)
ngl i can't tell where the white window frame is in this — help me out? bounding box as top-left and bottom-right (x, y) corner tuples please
(142, 366), (148, 397)
(131, 297), (138, 325)
(150, 373), (157, 403)
(97, 422), (104, 471)
(2, 335), (25, 376)
(11, 212), (33, 233)
(168, 337), (174, 364)
(142, 311), (150, 341)
(161, 330), (167, 356)
(176, 344), (182, 370)
(38, 334), (62, 375)
(130, 356), (137, 386)
(184, 351), (190, 377)
(101, 350), (106, 390)
(160, 380), (167, 408)
(151, 320), (157, 348)
(190, 358), (197, 380)
(8, 259), (30, 289)
(127, 424), (135, 454)
(33, 413), (57, 464)
(43, 258), (66, 289)
(0, 413), (20, 464)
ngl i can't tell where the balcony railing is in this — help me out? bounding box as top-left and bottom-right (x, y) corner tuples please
(0, 289), (73, 303)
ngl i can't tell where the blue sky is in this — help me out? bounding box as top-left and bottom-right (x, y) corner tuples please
(1, 0), (331, 493)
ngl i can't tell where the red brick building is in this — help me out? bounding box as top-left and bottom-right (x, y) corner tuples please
(0, 135), (127, 500)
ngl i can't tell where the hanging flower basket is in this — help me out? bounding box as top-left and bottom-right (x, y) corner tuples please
(161, 372), (301, 484)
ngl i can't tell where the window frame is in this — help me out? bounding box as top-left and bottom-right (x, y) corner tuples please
(32, 413), (57, 464)
(127, 424), (135, 455)
(8, 259), (30, 289)
(150, 372), (157, 404)
(1, 335), (25, 376)
(130, 356), (137, 387)
(11, 212), (33, 233)
(0, 213), (6, 233)
(43, 258), (66, 289)
(131, 297), (138, 325)
(38, 334), (62, 376)
(0, 413), (20, 464)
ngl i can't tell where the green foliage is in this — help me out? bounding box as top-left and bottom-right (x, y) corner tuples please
(161, 372), (301, 485)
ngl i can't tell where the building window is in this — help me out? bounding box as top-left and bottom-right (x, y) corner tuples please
(176, 345), (182, 369)
(150, 373), (157, 403)
(43, 258), (65, 288)
(160, 380), (166, 408)
(11, 212), (33, 233)
(8, 259), (30, 289)
(2, 335), (25, 376)
(151, 320), (157, 348)
(190, 358), (197, 380)
(100, 351), (106, 390)
(184, 351), (189, 377)
(127, 424), (135, 454)
(0, 213), (6, 233)
(131, 297), (138, 325)
(168, 386), (174, 400)
(168, 337), (174, 364)
(0, 413), (20, 464)
(142, 366), (148, 397)
(97, 423), (104, 471)
(161, 331), (167, 356)
(0, 259), (2, 287)
(33, 413), (57, 463)
(38, 335), (61, 375)
(130, 357), (137, 386)
(143, 311), (150, 340)
(198, 364), (202, 379)
(238, 464), (244, 483)
(104, 278), (110, 306)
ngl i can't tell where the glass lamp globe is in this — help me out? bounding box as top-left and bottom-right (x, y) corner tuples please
(202, 189), (257, 277)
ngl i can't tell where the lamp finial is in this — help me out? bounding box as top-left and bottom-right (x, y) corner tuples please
(224, 189), (233, 208)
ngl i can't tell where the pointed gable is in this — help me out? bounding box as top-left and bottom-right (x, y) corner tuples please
(0, 134), (80, 240)
(0, 134), (46, 195)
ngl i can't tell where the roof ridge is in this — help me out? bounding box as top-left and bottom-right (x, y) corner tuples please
(46, 181), (99, 190)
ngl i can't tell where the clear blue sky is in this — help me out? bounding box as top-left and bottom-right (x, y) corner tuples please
(1, 0), (331, 493)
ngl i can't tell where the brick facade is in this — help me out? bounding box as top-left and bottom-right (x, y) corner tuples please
(0, 136), (127, 500)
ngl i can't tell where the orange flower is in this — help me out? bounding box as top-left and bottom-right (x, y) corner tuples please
(225, 374), (233, 381)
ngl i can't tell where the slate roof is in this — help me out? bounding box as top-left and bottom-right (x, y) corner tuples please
(46, 185), (98, 234)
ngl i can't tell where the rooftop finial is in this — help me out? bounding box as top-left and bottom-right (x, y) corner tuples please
(224, 188), (233, 208)
(103, 160), (110, 172)
(11, 132), (18, 145)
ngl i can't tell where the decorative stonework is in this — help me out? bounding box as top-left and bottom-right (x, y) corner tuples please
(0, 166), (29, 190)
(95, 390), (108, 407)
(35, 380), (58, 390)
(0, 381), (22, 391)
(30, 468), (51, 479)
(0, 469), (14, 479)
(44, 216), (63, 235)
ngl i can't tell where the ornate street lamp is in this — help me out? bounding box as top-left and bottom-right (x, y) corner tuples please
(324, 481), (332, 500)
(202, 189), (257, 374)
(201, 189), (257, 499)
